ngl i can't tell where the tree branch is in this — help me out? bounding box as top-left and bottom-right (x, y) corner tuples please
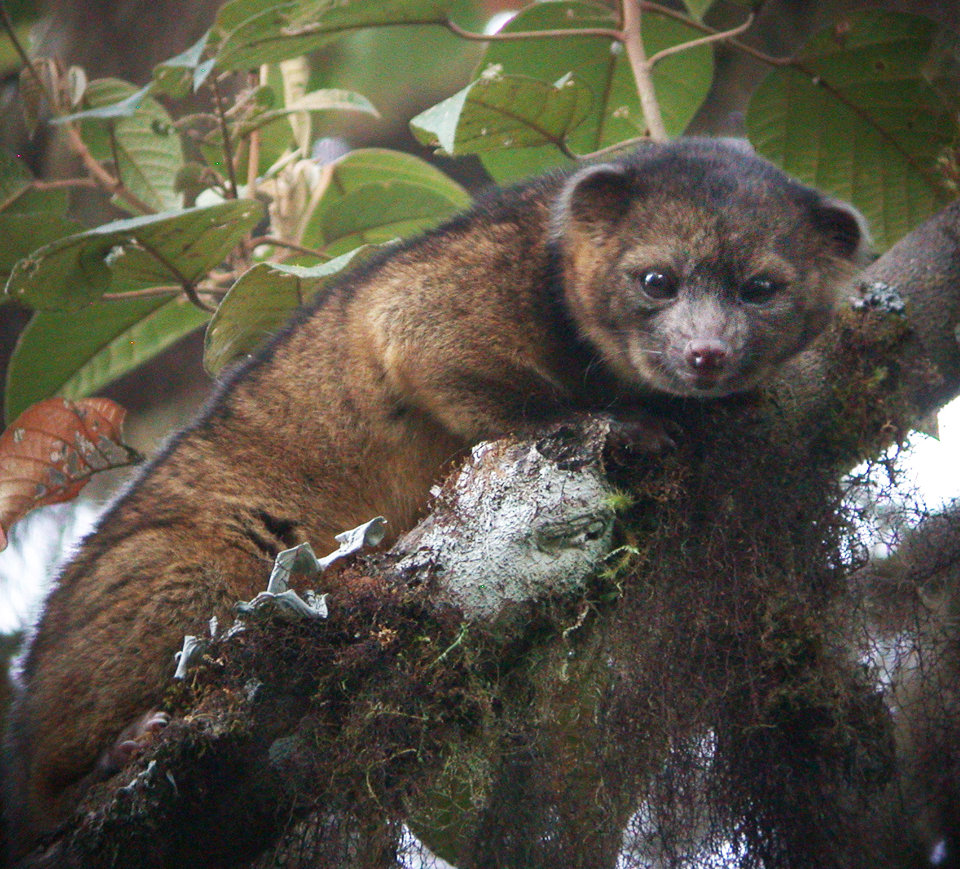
(24, 422), (619, 867)
(620, 0), (667, 142)
(20, 203), (960, 868)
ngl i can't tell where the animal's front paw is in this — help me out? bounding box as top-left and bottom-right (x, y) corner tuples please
(97, 710), (170, 776)
(603, 411), (679, 455)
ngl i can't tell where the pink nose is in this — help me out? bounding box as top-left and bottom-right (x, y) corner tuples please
(684, 339), (728, 374)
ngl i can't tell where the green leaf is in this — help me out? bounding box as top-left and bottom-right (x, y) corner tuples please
(6, 199), (265, 311)
(0, 213), (83, 282)
(0, 18), (35, 79)
(298, 148), (470, 256)
(53, 83), (153, 123)
(71, 79), (185, 212)
(4, 295), (210, 424)
(681, 0), (714, 20)
(211, 0), (455, 70)
(242, 87), (379, 136)
(0, 151), (68, 215)
(475, 0), (714, 183)
(152, 30), (213, 97)
(410, 72), (592, 157)
(204, 246), (382, 374)
(0, 150), (31, 205)
(746, 11), (954, 250)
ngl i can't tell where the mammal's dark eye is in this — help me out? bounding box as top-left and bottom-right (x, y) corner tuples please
(739, 275), (782, 304)
(636, 268), (678, 300)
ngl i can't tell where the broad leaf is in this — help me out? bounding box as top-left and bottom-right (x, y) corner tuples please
(153, 31), (213, 97)
(204, 246), (382, 374)
(4, 296), (210, 423)
(69, 79), (185, 213)
(298, 148), (470, 256)
(0, 213), (83, 282)
(0, 150), (68, 215)
(746, 11), (954, 249)
(5, 199), (265, 311)
(410, 72), (592, 157)
(476, 0), (714, 183)
(212, 0), (455, 70)
(240, 88), (379, 137)
(0, 398), (141, 549)
(54, 83), (153, 123)
(0, 150), (33, 209)
(0, 157), (78, 278)
(682, 0), (714, 20)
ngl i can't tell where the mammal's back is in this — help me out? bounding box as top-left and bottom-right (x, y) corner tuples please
(3, 138), (867, 857)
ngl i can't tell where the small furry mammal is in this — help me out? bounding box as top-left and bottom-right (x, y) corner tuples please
(3, 138), (867, 856)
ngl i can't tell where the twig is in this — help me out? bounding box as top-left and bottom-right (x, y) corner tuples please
(0, 176), (98, 212)
(646, 11), (755, 67)
(280, 14), (620, 43)
(247, 236), (327, 259)
(576, 136), (649, 161)
(133, 236), (217, 313)
(104, 124), (149, 214)
(2, 1), (157, 213)
(0, 1), (46, 98)
(620, 0), (667, 142)
(640, 1), (792, 67)
(30, 177), (98, 191)
(246, 129), (260, 195)
(211, 76), (239, 199)
(100, 286), (183, 300)
(63, 125), (156, 214)
(245, 72), (260, 197)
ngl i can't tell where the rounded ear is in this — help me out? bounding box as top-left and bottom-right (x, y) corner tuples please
(551, 162), (633, 244)
(812, 197), (873, 265)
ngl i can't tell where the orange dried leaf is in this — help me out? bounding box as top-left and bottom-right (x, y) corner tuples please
(0, 397), (142, 550)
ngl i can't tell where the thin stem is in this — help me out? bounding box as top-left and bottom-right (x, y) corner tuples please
(621, 0), (667, 142)
(2, 2), (159, 214)
(100, 286), (183, 300)
(5, 1), (144, 214)
(443, 18), (620, 42)
(248, 236), (327, 259)
(577, 135), (649, 161)
(640, 2), (792, 67)
(0, 1), (49, 100)
(105, 124), (152, 215)
(247, 129), (260, 195)
(646, 11), (755, 67)
(641, 1), (925, 175)
(63, 124), (156, 213)
(282, 15), (621, 43)
(30, 177), (98, 190)
(245, 72), (260, 197)
(133, 236), (217, 313)
(0, 176), (99, 211)
(211, 76), (239, 199)
(183, 285), (217, 313)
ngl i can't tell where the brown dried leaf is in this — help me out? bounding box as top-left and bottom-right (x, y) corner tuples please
(0, 397), (142, 550)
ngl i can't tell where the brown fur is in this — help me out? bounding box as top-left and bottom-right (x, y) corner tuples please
(3, 139), (866, 856)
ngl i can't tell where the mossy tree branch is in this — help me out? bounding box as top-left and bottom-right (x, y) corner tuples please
(19, 202), (960, 869)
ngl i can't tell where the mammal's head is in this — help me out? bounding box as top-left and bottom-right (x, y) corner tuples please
(552, 138), (869, 397)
